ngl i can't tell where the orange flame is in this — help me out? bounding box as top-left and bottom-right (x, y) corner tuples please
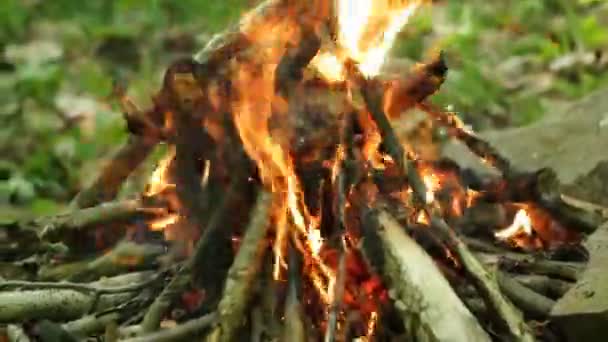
(495, 209), (533, 241)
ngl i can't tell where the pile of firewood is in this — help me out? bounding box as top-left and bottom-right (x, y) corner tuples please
(1, 1), (604, 341)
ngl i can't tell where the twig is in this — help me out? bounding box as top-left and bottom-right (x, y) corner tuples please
(476, 252), (584, 281)
(35, 199), (160, 242)
(37, 241), (164, 282)
(71, 136), (158, 209)
(282, 241), (306, 342)
(324, 248), (346, 342)
(122, 313), (217, 342)
(207, 191), (272, 342)
(140, 179), (242, 332)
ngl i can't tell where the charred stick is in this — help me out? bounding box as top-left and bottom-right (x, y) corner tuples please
(123, 313), (217, 342)
(140, 179), (242, 333)
(496, 271), (555, 319)
(360, 208), (491, 341)
(325, 249), (346, 342)
(282, 241), (306, 342)
(418, 101), (514, 176)
(208, 191), (272, 342)
(384, 52), (447, 118)
(275, 26), (321, 98)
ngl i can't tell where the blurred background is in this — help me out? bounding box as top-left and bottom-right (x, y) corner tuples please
(1, 0), (607, 218)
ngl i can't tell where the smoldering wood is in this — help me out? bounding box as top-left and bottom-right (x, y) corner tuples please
(140, 179), (243, 333)
(360, 208), (491, 342)
(207, 191), (272, 342)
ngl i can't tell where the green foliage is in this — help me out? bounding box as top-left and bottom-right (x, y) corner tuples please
(396, 0), (608, 127)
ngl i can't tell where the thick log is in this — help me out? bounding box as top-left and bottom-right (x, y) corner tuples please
(360, 208), (491, 342)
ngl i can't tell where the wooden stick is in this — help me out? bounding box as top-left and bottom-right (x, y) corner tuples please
(36, 199), (158, 242)
(476, 252), (584, 281)
(71, 136), (158, 209)
(140, 179), (242, 333)
(510, 274), (572, 298)
(207, 191), (272, 342)
(496, 271), (555, 318)
(360, 208), (491, 342)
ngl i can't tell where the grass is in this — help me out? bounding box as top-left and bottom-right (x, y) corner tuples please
(1, 0), (607, 216)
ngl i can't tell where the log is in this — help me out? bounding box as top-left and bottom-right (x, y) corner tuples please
(207, 191), (272, 342)
(360, 208), (491, 342)
(509, 274), (572, 298)
(496, 271), (555, 318)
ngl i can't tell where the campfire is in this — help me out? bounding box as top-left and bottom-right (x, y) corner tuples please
(4, 0), (603, 341)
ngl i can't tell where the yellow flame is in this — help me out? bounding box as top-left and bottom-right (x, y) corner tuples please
(149, 213), (179, 231)
(312, 0), (423, 81)
(495, 209), (533, 241)
(146, 146), (175, 196)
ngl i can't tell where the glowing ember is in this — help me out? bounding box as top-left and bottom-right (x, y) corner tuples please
(495, 209), (533, 243)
